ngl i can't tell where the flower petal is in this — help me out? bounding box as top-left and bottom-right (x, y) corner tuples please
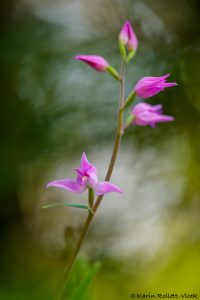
(46, 179), (86, 193)
(94, 181), (123, 196)
(127, 21), (138, 51)
(119, 21), (129, 45)
(80, 152), (91, 170)
(132, 103), (162, 115)
(87, 168), (98, 188)
(163, 82), (177, 88)
(80, 152), (97, 177)
(135, 111), (174, 127)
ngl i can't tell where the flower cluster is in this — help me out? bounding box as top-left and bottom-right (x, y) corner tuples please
(46, 21), (177, 201)
(73, 21), (177, 129)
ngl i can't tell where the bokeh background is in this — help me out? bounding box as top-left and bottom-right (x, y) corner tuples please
(1, 0), (200, 299)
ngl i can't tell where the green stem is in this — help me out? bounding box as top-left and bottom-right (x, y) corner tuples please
(55, 59), (126, 300)
(88, 188), (94, 215)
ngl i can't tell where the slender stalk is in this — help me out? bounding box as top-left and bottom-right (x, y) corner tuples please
(88, 188), (94, 214)
(55, 59), (126, 300)
(55, 214), (94, 300)
(93, 59), (126, 212)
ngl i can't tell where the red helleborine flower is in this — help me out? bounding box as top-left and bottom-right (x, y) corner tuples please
(131, 103), (174, 128)
(134, 74), (177, 99)
(47, 152), (122, 196)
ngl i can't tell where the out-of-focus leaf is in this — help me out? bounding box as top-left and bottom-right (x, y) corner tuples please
(67, 262), (101, 300)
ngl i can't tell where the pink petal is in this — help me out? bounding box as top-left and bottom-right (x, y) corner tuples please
(94, 181), (123, 196)
(132, 103), (162, 115)
(87, 168), (98, 188)
(163, 82), (177, 88)
(135, 111), (174, 127)
(147, 104), (163, 113)
(76, 175), (88, 186)
(127, 21), (138, 51)
(119, 21), (129, 45)
(80, 152), (97, 176)
(135, 87), (162, 98)
(137, 74), (170, 84)
(46, 179), (86, 194)
(80, 152), (91, 169)
(74, 168), (85, 176)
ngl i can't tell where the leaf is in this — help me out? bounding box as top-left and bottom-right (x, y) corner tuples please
(67, 262), (101, 300)
(42, 203), (89, 210)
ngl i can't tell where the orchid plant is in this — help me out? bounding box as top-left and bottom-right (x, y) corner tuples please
(44, 20), (177, 299)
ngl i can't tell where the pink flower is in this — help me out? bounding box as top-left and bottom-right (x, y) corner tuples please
(131, 103), (174, 128)
(47, 152), (122, 196)
(119, 21), (138, 52)
(73, 55), (109, 72)
(134, 74), (177, 99)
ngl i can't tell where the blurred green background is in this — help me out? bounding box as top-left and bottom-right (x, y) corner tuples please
(1, 0), (200, 299)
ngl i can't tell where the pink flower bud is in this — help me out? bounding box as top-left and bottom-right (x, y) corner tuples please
(73, 55), (109, 72)
(131, 103), (174, 128)
(119, 21), (138, 52)
(134, 74), (177, 99)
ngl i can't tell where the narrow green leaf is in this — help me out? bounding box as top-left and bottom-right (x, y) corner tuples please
(42, 203), (89, 210)
(67, 262), (101, 300)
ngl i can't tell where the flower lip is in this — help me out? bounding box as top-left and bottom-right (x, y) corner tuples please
(74, 164), (93, 178)
(74, 168), (88, 177)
